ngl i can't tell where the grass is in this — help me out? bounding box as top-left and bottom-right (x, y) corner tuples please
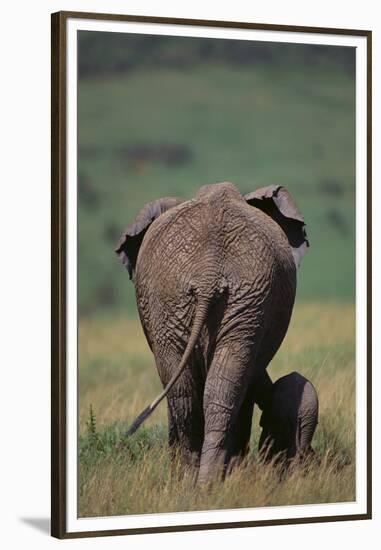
(78, 302), (355, 517)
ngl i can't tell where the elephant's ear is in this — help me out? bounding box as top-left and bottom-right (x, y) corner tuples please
(245, 185), (309, 267)
(115, 196), (184, 279)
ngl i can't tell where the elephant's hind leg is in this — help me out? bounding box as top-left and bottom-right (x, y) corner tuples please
(226, 369), (274, 471)
(167, 388), (204, 471)
(156, 351), (205, 472)
(198, 344), (255, 484)
(225, 392), (256, 473)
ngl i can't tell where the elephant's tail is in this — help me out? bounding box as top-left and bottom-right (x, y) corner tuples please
(124, 298), (210, 437)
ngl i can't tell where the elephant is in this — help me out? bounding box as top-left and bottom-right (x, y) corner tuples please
(258, 372), (319, 463)
(115, 181), (309, 484)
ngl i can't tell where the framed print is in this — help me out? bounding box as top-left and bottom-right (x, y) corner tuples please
(51, 11), (372, 539)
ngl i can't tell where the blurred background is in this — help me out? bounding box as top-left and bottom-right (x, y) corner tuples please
(78, 31), (355, 319)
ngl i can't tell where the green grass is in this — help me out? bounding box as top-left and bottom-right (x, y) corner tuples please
(78, 302), (355, 517)
(78, 62), (355, 316)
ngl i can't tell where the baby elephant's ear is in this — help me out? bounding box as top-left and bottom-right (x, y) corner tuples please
(115, 196), (184, 279)
(245, 185), (309, 267)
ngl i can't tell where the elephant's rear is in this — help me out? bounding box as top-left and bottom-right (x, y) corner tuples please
(135, 187), (297, 374)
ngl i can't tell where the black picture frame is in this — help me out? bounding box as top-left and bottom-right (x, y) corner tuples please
(51, 10), (372, 539)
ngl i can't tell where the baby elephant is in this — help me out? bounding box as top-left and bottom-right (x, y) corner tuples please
(258, 372), (318, 463)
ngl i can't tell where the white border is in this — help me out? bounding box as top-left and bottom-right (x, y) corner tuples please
(66, 17), (368, 534)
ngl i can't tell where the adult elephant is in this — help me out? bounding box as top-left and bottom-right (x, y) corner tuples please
(115, 182), (309, 484)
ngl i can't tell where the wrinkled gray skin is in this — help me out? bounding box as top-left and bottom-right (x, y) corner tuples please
(258, 372), (319, 462)
(116, 182), (309, 484)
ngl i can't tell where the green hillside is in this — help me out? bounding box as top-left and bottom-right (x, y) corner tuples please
(78, 33), (355, 317)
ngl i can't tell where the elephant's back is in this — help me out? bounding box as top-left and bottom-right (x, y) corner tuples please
(135, 195), (296, 299)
